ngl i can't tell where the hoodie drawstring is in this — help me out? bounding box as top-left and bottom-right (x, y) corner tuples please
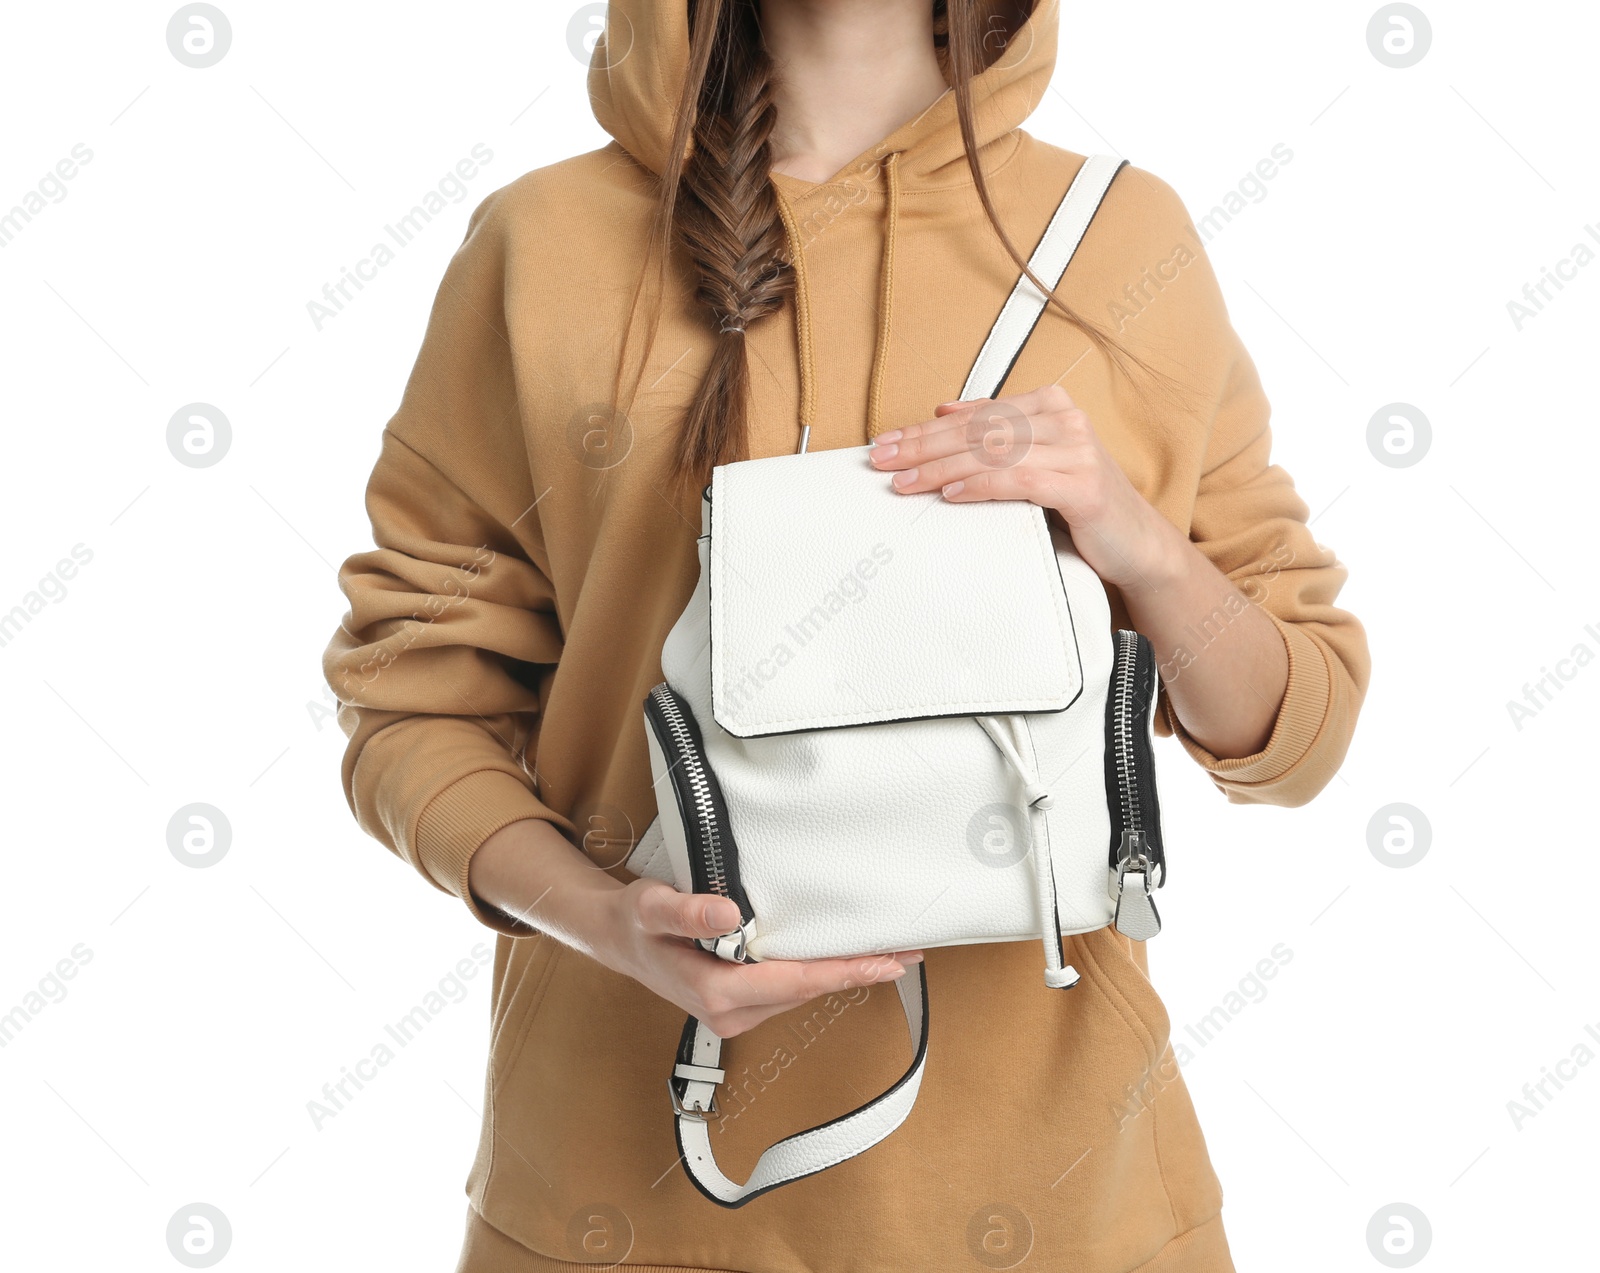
(771, 151), (902, 451)
(772, 186), (817, 449)
(865, 151), (900, 441)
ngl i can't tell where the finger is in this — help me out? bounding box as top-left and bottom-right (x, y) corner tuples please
(868, 412), (976, 469)
(711, 958), (920, 1036)
(938, 463), (1078, 509)
(869, 409), (974, 468)
(635, 883), (743, 941)
(871, 400), (1062, 480)
(943, 386), (1085, 451)
(668, 949), (926, 1038)
(879, 435), (1083, 497)
(906, 384), (1076, 437)
(1005, 383), (1078, 416)
(709, 950), (913, 1014)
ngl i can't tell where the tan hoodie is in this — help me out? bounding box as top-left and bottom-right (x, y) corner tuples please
(322, 2), (1369, 1268)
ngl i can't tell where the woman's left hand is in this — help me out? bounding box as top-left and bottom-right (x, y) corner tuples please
(868, 383), (1180, 598)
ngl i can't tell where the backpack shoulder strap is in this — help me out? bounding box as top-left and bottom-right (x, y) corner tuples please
(960, 153), (1127, 402)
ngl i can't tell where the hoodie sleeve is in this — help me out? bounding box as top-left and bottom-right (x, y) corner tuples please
(1124, 169), (1371, 807)
(322, 188), (572, 937)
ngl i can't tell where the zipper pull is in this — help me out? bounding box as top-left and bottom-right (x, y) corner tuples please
(1114, 830), (1162, 941)
(700, 918), (756, 963)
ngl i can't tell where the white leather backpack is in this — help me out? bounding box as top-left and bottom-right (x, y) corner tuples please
(629, 154), (1169, 1206)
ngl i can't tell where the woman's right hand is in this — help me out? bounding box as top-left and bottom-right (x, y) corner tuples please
(469, 818), (921, 1039)
(597, 878), (921, 1038)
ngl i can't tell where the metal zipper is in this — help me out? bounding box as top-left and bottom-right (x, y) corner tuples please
(1113, 630), (1142, 841)
(1111, 631), (1163, 941)
(646, 683), (754, 961)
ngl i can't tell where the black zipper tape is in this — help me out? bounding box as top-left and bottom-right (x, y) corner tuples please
(643, 682), (755, 923)
(1103, 630), (1166, 876)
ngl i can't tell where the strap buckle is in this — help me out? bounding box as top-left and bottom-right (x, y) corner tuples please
(668, 1063), (724, 1121)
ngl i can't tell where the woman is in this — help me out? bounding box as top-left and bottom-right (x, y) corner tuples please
(323, 1), (1369, 1269)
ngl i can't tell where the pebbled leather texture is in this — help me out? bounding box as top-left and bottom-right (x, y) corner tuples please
(623, 815), (673, 883)
(657, 490), (1117, 963)
(708, 445), (1083, 737)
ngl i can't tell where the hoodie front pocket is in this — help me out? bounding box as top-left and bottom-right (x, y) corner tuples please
(1072, 925), (1172, 1068)
(489, 931), (565, 1089)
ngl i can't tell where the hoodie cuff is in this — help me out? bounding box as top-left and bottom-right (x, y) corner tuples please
(1160, 611), (1332, 792)
(413, 768), (556, 938)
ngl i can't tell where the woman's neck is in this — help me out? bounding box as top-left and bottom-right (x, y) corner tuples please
(762, 0), (949, 184)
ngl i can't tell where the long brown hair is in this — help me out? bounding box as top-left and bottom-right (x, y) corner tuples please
(625, 0), (1191, 495)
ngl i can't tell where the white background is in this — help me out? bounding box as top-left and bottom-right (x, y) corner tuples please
(1, 1), (1595, 1269)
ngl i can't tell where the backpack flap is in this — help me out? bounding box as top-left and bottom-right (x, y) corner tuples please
(708, 443), (1084, 739)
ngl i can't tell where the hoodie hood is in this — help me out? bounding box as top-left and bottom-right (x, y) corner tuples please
(587, 0), (1060, 191)
(587, 0), (1062, 443)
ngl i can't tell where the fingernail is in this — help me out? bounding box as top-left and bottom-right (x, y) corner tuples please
(873, 429), (902, 444)
(900, 952), (925, 964)
(871, 442), (898, 462)
(941, 481), (963, 498)
(886, 964), (908, 979)
(891, 467), (918, 488)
